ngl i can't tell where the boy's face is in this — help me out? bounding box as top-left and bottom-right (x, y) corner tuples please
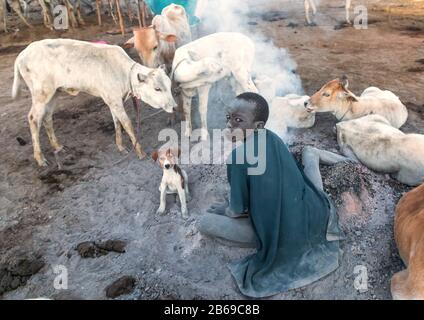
(225, 99), (264, 142)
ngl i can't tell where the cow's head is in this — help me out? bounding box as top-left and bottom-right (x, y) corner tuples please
(131, 64), (177, 113)
(162, 3), (186, 21)
(124, 26), (177, 68)
(305, 75), (358, 113)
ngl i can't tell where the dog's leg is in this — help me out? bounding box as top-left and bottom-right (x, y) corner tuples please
(197, 84), (211, 141)
(177, 185), (188, 219)
(156, 183), (167, 215)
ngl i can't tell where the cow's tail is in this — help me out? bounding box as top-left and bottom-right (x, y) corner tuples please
(12, 59), (22, 100)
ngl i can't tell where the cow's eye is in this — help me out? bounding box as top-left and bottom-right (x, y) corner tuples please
(226, 115), (230, 120)
(322, 92), (330, 97)
(153, 46), (158, 51)
(155, 87), (161, 92)
(235, 118), (242, 123)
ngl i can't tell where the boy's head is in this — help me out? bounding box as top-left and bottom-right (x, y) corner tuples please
(225, 92), (269, 141)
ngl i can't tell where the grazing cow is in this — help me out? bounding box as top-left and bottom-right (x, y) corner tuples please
(172, 32), (258, 140)
(336, 115), (424, 186)
(124, 3), (191, 71)
(305, 76), (408, 128)
(391, 183), (424, 300)
(12, 39), (176, 166)
(304, 0), (352, 26)
(265, 94), (315, 139)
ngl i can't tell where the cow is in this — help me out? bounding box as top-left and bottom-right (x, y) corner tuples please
(12, 39), (176, 166)
(172, 32), (258, 141)
(391, 183), (424, 300)
(305, 76), (408, 128)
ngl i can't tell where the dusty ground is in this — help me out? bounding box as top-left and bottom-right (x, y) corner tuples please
(0, 0), (423, 300)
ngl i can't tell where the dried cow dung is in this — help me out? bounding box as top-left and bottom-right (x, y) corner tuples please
(105, 276), (136, 298)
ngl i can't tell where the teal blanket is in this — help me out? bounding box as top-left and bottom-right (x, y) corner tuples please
(227, 130), (340, 298)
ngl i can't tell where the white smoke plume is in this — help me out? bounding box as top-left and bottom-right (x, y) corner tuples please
(195, 0), (304, 99)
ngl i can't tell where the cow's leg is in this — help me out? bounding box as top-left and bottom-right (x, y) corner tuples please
(106, 100), (146, 159)
(28, 89), (55, 166)
(302, 146), (352, 191)
(42, 95), (64, 153)
(38, 0), (52, 29)
(0, 0), (6, 33)
(64, 0), (79, 28)
(232, 68), (258, 95)
(181, 89), (193, 137)
(345, 0), (352, 24)
(110, 110), (126, 153)
(75, 0), (85, 26)
(304, 0), (312, 25)
(9, 0), (33, 28)
(197, 84), (211, 141)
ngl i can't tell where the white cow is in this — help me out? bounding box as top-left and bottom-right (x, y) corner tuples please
(336, 115), (424, 186)
(172, 32), (258, 140)
(124, 3), (191, 71)
(304, 0), (352, 25)
(12, 38), (176, 166)
(266, 94), (315, 139)
(305, 76), (408, 129)
(254, 75), (315, 138)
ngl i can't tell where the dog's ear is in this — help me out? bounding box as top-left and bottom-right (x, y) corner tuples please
(152, 150), (159, 162)
(166, 148), (172, 156)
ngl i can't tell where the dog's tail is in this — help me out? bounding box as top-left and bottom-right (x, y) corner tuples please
(12, 59), (22, 100)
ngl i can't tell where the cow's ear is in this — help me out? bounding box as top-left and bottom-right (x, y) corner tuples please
(188, 50), (202, 62)
(123, 37), (135, 49)
(152, 150), (159, 161)
(158, 32), (177, 43)
(159, 64), (167, 72)
(138, 73), (147, 82)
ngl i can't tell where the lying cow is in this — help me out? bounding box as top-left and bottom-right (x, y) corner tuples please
(172, 32), (258, 140)
(254, 75), (315, 138)
(305, 76), (408, 129)
(391, 183), (424, 300)
(266, 94), (315, 139)
(12, 38), (176, 166)
(336, 115), (424, 186)
(124, 3), (191, 71)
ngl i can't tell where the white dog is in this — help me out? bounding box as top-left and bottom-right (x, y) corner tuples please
(152, 148), (190, 219)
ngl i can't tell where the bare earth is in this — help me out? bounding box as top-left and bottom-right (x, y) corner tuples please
(0, 0), (423, 299)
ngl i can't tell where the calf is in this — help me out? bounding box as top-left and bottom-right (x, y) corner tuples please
(391, 183), (424, 300)
(305, 76), (408, 128)
(266, 94), (315, 139)
(336, 115), (424, 186)
(172, 32), (258, 141)
(12, 38), (176, 166)
(124, 3), (191, 71)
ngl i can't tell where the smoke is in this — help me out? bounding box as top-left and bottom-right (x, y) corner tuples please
(195, 0), (303, 100)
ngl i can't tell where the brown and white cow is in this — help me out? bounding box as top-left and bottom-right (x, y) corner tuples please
(305, 76), (408, 128)
(124, 3), (191, 71)
(391, 183), (424, 300)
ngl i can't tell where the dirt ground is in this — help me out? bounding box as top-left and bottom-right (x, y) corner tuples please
(0, 0), (423, 300)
